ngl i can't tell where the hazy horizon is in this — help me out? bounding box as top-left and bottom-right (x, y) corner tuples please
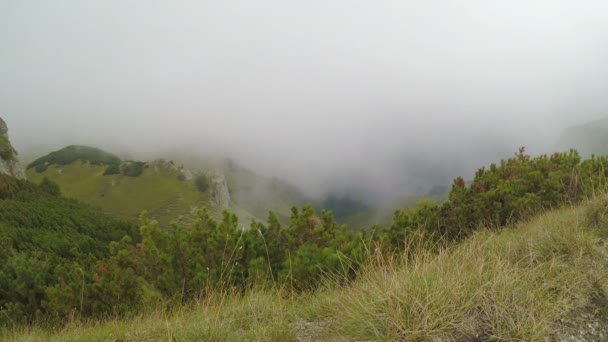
(2, 1), (608, 201)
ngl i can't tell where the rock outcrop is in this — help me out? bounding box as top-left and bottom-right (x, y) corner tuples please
(209, 171), (231, 208)
(179, 167), (193, 181)
(0, 117), (26, 179)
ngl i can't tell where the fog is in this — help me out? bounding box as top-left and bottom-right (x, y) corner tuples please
(2, 1), (608, 203)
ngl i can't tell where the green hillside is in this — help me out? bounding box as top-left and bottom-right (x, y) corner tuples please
(25, 147), (314, 227)
(27, 145), (122, 172)
(556, 117), (608, 157)
(26, 159), (211, 226)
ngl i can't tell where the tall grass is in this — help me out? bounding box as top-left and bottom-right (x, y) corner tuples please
(316, 205), (608, 340)
(4, 287), (300, 342)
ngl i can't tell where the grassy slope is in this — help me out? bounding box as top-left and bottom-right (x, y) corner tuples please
(9, 200), (608, 341)
(26, 161), (210, 226)
(25, 159), (314, 228)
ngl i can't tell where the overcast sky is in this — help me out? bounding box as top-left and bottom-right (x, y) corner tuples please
(1, 1), (608, 200)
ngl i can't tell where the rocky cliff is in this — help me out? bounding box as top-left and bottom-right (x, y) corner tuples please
(209, 171), (231, 208)
(0, 117), (26, 179)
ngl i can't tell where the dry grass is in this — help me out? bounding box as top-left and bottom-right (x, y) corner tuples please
(317, 205), (608, 341)
(4, 288), (300, 342)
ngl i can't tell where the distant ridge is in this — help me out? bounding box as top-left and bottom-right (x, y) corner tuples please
(26, 145), (314, 226)
(27, 145), (122, 172)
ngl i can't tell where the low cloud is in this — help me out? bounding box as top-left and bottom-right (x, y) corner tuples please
(2, 1), (607, 202)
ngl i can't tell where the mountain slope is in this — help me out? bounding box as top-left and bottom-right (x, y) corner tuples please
(26, 147), (314, 226)
(0, 173), (139, 326)
(26, 157), (210, 226)
(9, 199), (608, 341)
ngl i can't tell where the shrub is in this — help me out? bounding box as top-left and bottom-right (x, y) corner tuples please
(103, 164), (121, 176)
(121, 162), (145, 177)
(0, 174), (138, 327)
(35, 164), (47, 173)
(39, 177), (61, 196)
(194, 174), (209, 192)
(0, 135), (14, 160)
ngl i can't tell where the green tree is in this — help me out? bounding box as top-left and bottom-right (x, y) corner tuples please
(194, 174), (209, 192)
(39, 177), (61, 196)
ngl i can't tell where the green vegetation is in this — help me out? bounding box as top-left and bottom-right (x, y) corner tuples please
(34, 204), (359, 321)
(39, 176), (61, 196)
(102, 164), (120, 176)
(8, 146), (608, 339)
(380, 147), (608, 244)
(27, 145), (122, 173)
(321, 204), (608, 340)
(194, 174), (209, 192)
(25, 148), (317, 228)
(6, 200), (608, 341)
(26, 161), (211, 226)
(26, 152), (316, 228)
(120, 161), (145, 177)
(0, 134), (15, 160)
(0, 174), (139, 327)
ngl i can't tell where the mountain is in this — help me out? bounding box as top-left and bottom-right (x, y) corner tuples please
(556, 117), (608, 157)
(25, 146), (313, 226)
(0, 117), (26, 179)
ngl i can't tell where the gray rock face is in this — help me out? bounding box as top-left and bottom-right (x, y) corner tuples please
(0, 117), (26, 180)
(0, 159), (26, 179)
(209, 171), (231, 208)
(180, 167), (193, 181)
